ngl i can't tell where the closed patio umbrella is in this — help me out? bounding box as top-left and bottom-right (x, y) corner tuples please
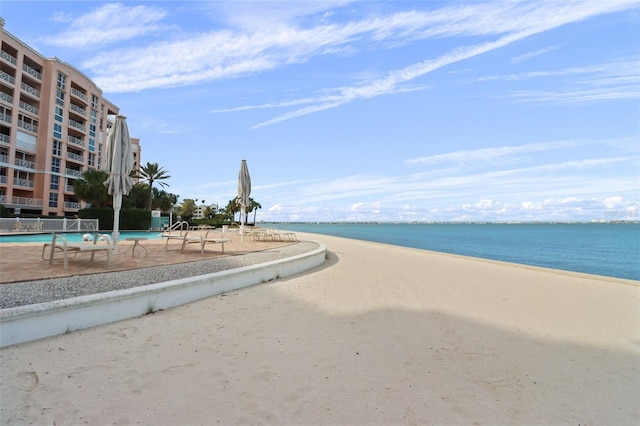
(237, 159), (251, 242)
(103, 115), (134, 253)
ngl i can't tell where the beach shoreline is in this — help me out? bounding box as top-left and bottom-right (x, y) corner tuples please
(2, 231), (639, 425)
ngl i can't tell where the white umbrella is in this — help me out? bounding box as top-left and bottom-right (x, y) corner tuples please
(237, 160), (251, 242)
(103, 115), (134, 253)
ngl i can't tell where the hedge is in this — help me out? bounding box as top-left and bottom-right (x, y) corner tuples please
(79, 208), (151, 231)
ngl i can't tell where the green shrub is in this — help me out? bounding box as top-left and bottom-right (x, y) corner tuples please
(79, 208), (151, 230)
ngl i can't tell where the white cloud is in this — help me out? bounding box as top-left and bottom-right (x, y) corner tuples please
(511, 46), (559, 63)
(42, 3), (168, 48)
(406, 139), (593, 167)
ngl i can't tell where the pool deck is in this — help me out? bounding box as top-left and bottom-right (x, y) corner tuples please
(0, 230), (297, 284)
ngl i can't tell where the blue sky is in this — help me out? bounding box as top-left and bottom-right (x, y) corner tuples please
(2, 1), (639, 222)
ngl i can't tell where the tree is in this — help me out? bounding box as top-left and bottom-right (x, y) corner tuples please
(178, 198), (196, 221)
(122, 183), (149, 209)
(224, 198), (240, 223)
(137, 162), (171, 210)
(73, 169), (111, 207)
(152, 188), (178, 212)
(249, 198), (262, 224)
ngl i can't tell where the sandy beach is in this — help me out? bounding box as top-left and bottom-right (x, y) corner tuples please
(1, 231), (639, 425)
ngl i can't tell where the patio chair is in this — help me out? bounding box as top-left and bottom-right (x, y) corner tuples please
(43, 233), (114, 270)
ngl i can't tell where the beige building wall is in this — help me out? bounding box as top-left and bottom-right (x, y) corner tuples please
(0, 19), (139, 217)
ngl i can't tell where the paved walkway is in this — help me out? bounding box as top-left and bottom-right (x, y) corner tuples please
(0, 231), (296, 284)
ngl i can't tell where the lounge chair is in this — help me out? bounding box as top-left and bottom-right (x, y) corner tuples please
(42, 233), (113, 270)
(178, 230), (231, 254)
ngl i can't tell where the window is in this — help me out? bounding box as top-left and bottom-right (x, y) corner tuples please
(91, 95), (98, 109)
(52, 140), (61, 156)
(49, 193), (58, 208)
(88, 153), (96, 167)
(56, 89), (65, 106)
(51, 158), (60, 173)
(54, 106), (63, 122)
(50, 175), (59, 190)
(91, 109), (97, 123)
(89, 123), (96, 137)
(53, 123), (62, 139)
(57, 73), (66, 90)
(88, 138), (95, 152)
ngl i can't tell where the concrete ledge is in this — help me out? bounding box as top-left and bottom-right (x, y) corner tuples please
(0, 243), (327, 348)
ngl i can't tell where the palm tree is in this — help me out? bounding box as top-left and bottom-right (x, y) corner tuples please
(137, 162), (171, 210)
(249, 198), (262, 224)
(73, 169), (111, 207)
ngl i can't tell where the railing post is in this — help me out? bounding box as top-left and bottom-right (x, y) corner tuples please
(63, 217), (67, 230)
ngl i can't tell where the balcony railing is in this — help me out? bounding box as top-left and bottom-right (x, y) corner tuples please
(68, 135), (85, 147)
(21, 82), (40, 98)
(22, 63), (42, 80)
(0, 92), (13, 104)
(13, 177), (35, 188)
(65, 168), (82, 177)
(0, 153), (7, 163)
(17, 119), (37, 133)
(0, 175), (7, 184)
(0, 113), (12, 124)
(0, 71), (16, 85)
(67, 151), (83, 162)
(65, 184), (75, 192)
(69, 119), (85, 132)
(14, 158), (35, 169)
(1, 50), (17, 66)
(19, 101), (39, 115)
(3, 196), (42, 207)
(64, 201), (80, 210)
(69, 103), (86, 116)
(0, 134), (9, 145)
(70, 88), (87, 101)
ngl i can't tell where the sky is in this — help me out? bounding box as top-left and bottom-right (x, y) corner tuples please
(2, 0), (639, 222)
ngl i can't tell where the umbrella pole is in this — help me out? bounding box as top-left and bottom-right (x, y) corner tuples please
(241, 206), (245, 242)
(113, 193), (122, 254)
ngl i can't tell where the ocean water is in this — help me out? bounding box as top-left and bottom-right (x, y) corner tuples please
(266, 223), (640, 281)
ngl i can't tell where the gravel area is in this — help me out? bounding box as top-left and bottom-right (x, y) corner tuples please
(0, 241), (319, 309)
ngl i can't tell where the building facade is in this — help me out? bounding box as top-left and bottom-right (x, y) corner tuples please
(1, 19), (138, 217)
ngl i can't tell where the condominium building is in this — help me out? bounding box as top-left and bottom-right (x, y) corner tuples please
(1, 18), (138, 217)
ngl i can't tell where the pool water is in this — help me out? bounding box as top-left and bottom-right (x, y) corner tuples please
(0, 231), (162, 243)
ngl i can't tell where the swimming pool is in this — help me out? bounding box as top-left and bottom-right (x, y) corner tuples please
(0, 231), (163, 243)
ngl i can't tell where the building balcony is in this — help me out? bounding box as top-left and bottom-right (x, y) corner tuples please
(68, 135), (85, 147)
(69, 103), (86, 117)
(64, 201), (80, 210)
(20, 82), (40, 98)
(14, 158), (35, 169)
(0, 195), (42, 208)
(65, 168), (82, 178)
(19, 100), (38, 115)
(65, 184), (74, 192)
(70, 88), (87, 102)
(0, 91), (12, 104)
(0, 50), (17, 66)
(0, 113), (12, 124)
(69, 119), (85, 132)
(13, 177), (34, 188)
(66, 151), (84, 162)
(22, 63), (42, 80)
(0, 71), (15, 85)
(17, 119), (37, 133)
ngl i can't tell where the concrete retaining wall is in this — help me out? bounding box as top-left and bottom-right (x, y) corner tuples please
(0, 243), (326, 348)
